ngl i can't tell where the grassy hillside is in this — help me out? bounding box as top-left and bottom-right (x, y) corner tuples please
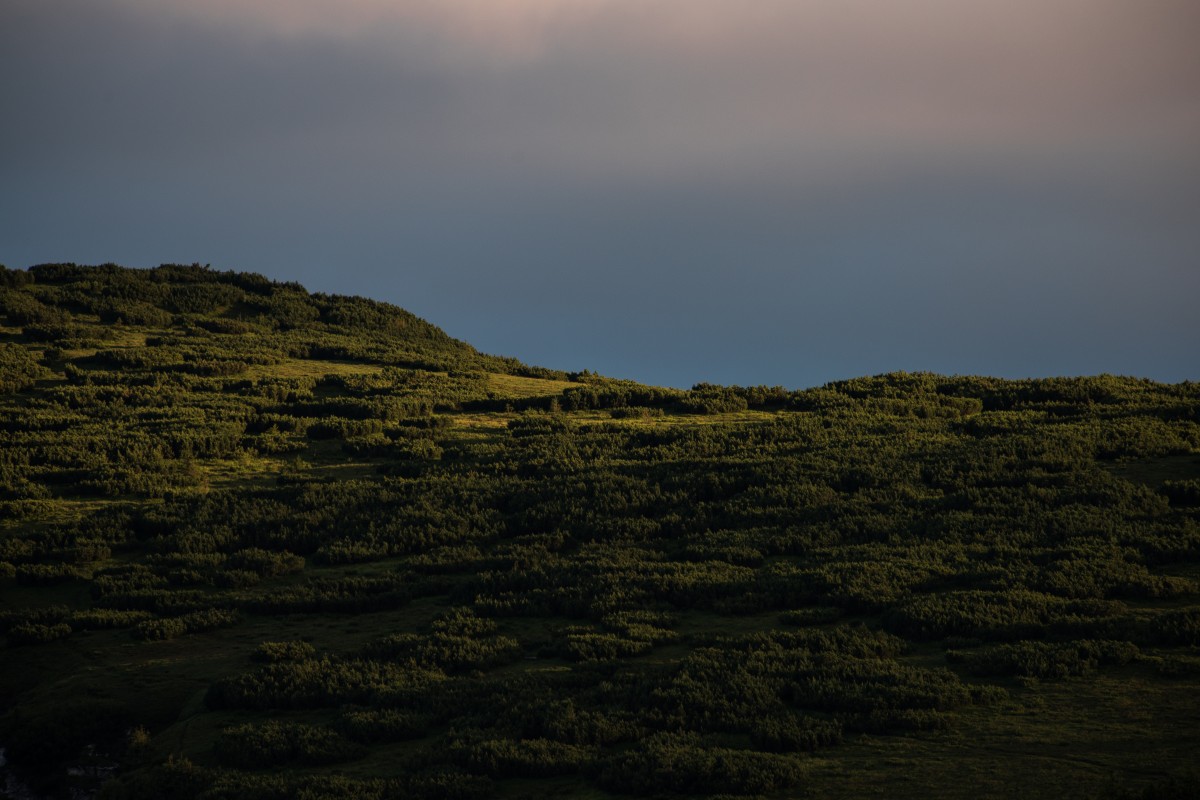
(1, 264), (1198, 799)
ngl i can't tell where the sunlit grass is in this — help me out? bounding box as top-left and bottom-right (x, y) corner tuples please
(244, 358), (385, 381)
(485, 372), (584, 399)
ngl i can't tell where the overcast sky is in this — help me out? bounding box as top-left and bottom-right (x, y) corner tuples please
(3, 0), (1198, 387)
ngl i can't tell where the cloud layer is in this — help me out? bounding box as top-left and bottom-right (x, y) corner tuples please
(3, 0), (1198, 386)
(90, 0), (1200, 171)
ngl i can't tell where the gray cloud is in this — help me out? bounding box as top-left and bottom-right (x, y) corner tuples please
(3, 0), (1198, 386)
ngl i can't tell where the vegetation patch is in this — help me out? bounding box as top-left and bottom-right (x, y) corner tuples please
(0, 264), (1197, 799)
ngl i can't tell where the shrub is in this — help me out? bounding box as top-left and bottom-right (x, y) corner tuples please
(252, 640), (317, 663)
(133, 608), (240, 641)
(214, 721), (366, 768)
(7, 622), (73, 645)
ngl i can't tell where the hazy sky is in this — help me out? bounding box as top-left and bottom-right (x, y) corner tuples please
(3, 0), (1198, 387)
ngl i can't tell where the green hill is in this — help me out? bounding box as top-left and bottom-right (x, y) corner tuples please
(1, 263), (1198, 799)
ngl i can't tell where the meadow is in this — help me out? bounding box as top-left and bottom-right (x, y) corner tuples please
(1, 263), (1197, 799)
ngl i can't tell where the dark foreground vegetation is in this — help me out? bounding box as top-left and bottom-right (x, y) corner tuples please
(1, 263), (1198, 799)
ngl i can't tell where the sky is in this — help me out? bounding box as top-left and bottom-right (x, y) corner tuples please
(3, 0), (1198, 388)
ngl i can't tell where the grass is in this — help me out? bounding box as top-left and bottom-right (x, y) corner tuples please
(244, 358), (386, 381)
(1106, 453), (1200, 488)
(95, 329), (150, 348)
(196, 453), (290, 488)
(802, 668), (1200, 800)
(4, 267), (1197, 799)
(240, 364), (579, 395)
(485, 373), (584, 399)
(447, 407), (782, 433)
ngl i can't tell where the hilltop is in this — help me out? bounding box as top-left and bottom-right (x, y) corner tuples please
(1, 263), (1198, 799)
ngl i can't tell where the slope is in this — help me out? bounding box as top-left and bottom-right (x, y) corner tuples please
(0, 263), (1198, 799)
